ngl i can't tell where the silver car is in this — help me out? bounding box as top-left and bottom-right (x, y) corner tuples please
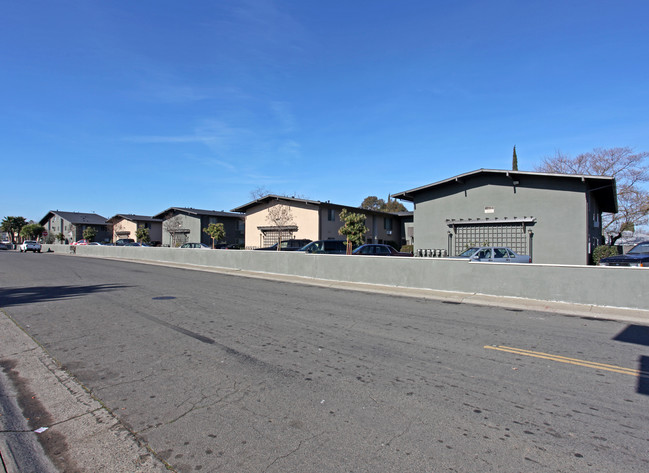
(454, 246), (531, 263)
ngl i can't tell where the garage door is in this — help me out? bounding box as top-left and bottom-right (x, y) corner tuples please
(452, 221), (531, 255)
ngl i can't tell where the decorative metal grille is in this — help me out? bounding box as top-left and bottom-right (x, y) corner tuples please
(454, 223), (528, 255)
(262, 229), (295, 247)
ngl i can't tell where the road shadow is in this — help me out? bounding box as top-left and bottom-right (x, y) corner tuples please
(0, 284), (130, 308)
(612, 326), (649, 396)
(638, 356), (649, 396)
(613, 325), (649, 347)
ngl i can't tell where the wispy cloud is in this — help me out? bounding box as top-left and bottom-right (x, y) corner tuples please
(270, 100), (297, 133)
(124, 120), (253, 149)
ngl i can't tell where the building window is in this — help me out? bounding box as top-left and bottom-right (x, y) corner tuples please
(209, 217), (217, 225)
(384, 218), (393, 231)
(327, 209), (335, 221)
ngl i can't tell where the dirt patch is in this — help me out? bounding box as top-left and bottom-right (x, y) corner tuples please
(0, 358), (80, 473)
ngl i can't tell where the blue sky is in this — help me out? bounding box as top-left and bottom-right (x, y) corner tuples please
(2, 0), (648, 222)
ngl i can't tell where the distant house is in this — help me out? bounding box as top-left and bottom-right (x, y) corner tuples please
(107, 214), (163, 244)
(39, 211), (111, 244)
(153, 207), (245, 247)
(392, 169), (618, 265)
(231, 195), (406, 249)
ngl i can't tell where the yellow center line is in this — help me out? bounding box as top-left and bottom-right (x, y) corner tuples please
(484, 345), (648, 377)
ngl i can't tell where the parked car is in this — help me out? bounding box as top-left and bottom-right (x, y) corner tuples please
(20, 240), (42, 253)
(72, 239), (89, 246)
(599, 241), (649, 267)
(255, 239), (312, 251)
(353, 244), (413, 256)
(179, 243), (211, 249)
(297, 240), (350, 254)
(115, 238), (135, 246)
(453, 246), (531, 263)
(0, 242), (11, 250)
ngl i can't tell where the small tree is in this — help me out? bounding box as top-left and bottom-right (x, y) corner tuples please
(203, 223), (226, 249)
(56, 232), (66, 244)
(136, 227), (150, 244)
(20, 223), (45, 240)
(266, 204), (294, 250)
(338, 209), (369, 255)
(83, 227), (97, 242)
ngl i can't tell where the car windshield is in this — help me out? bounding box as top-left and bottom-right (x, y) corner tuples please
(458, 247), (479, 257)
(628, 243), (649, 254)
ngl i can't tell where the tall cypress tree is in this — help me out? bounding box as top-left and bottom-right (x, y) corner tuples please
(512, 145), (518, 171)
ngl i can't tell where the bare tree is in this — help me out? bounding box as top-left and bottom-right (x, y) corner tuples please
(266, 204), (294, 250)
(250, 186), (272, 200)
(250, 186), (310, 201)
(112, 221), (126, 242)
(536, 147), (649, 244)
(163, 215), (185, 247)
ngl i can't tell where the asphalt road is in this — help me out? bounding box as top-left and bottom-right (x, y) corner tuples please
(1, 251), (648, 472)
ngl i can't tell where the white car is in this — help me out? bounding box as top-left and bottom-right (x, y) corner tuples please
(453, 246), (531, 263)
(20, 240), (42, 253)
(179, 243), (211, 249)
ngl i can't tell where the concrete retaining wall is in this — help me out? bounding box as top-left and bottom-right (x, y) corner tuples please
(42, 244), (649, 311)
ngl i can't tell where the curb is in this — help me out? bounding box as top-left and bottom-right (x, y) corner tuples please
(0, 311), (171, 473)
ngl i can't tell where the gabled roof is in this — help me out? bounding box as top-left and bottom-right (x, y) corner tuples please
(40, 211), (108, 226)
(153, 207), (243, 219)
(231, 195), (320, 213)
(392, 169), (618, 213)
(107, 214), (162, 224)
(231, 194), (402, 217)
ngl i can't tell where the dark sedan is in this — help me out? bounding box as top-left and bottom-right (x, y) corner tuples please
(353, 244), (413, 257)
(255, 239), (312, 251)
(599, 241), (649, 267)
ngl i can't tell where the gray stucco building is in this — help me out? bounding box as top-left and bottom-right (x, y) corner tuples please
(392, 169), (617, 265)
(40, 210), (111, 244)
(153, 207), (245, 248)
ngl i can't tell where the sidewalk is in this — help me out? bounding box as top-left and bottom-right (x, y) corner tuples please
(0, 311), (170, 473)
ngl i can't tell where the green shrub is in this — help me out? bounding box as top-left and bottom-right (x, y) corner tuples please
(400, 244), (414, 254)
(592, 245), (620, 265)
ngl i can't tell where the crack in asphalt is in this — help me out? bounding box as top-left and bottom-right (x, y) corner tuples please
(262, 432), (324, 472)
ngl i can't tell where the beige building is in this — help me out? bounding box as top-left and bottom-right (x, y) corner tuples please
(107, 214), (163, 244)
(232, 195), (405, 249)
